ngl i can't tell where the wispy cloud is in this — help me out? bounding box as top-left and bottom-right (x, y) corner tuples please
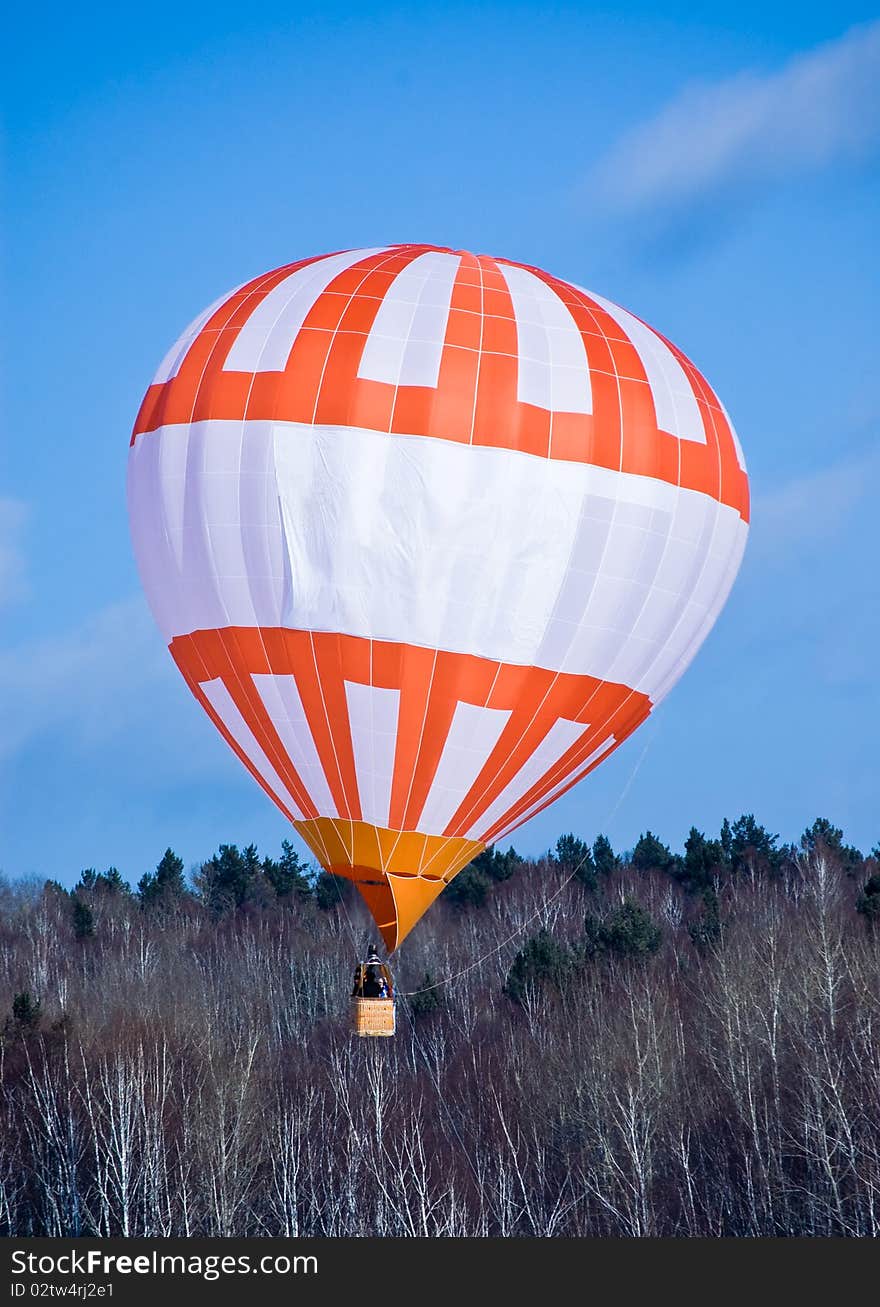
(0, 596), (222, 781)
(0, 498), (28, 608)
(593, 21), (880, 221)
(0, 597), (163, 762)
(751, 442), (880, 564)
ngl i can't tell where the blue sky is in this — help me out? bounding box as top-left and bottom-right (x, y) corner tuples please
(3, 2), (878, 886)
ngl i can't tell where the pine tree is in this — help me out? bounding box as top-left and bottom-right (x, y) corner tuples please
(470, 845), (523, 883)
(443, 863), (491, 909)
(408, 974), (443, 1018)
(77, 867), (130, 896)
(72, 897), (94, 939)
(592, 834), (618, 877)
(856, 874), (880, 926)
(139, 848), (188, 910)
(688, 887), (722, 950)
(98, 867), (130, 894)
(155, 848), (186, 894)
(724, 814), (781, 876)
(631, 830), (676, 874)
(504, 930), (572, 1005)
(263, 841), (312, 898)
(800, 818), (863, 874)
(600, 899), (662, 958)
(11, 992), (42, 1030)
(582, 910), (603, 959)
(679, 827), (723, 890)
(553, 834), (595, 886)
(197, 844), (256, 913)
(314, 870), (354, 910)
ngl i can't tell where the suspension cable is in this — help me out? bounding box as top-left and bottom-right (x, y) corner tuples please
(398, 724), (658, 997)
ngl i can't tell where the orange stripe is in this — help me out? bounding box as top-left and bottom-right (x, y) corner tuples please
(481, 694), (650, 843)
(529, 266), (748, 519)
(133, 246), (749, 522)
(169, 627), (652, 841)
(132, 257), (326, 440)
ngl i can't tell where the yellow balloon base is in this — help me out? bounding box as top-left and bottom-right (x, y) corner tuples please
(293, 817), (484, 951)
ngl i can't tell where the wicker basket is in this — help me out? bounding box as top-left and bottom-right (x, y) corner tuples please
(351, 997), (396, 1037)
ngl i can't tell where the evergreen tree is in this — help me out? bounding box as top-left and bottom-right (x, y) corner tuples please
(800, 817), (863, 874)
(856, 874), (880, 926)
(582, 910), (603, 959)
(592, 834), (618, 877)
(688, 887), (722, 950)
(724, 814), (781, 876)
(243, 843), (262, 884)
(72, 897), (94, 939)
(77, 867), (130, 896)
(600, 899), (662, 959)
(504, 930), (572, 1005)
(631, 830), (676, 875)
(443, 863), (491, 910)
(679, 827), (723, 890)
(155, 847), (186, 894)
(408, 974), (443, 1018)
(11, 992), (42, 1030)
(138, 848), (188, 910)
(262, 840), (312, 899)
(802, 816), (844, 851)
(98, 867), (130, 895)
(314, 870), (354, 911)
(197, 844), (256, 913)
(553, 834), (595, 886)
(470, 845), (523, 883)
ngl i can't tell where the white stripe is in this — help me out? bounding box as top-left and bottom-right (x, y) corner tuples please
(358, 252), (461, 388)
(152, 282), (247, 383)
(467, 717), (586, 839)
(720, 402), (747, 470)
(583, 288), (706, 444)
(498, 263), (592, 414)
(490, 735), (616, 839)
(129, 418), (747, 700)
(345, 682), (400, 826)
(251, 673), (338, 816)
(223, 248), (387, 373)
(419, 702), (511, 835)
(649, 518), (748, 705)
(200, 678), (305, 818)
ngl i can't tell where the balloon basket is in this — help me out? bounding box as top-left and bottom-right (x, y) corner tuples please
(351, 997), (396, 1037)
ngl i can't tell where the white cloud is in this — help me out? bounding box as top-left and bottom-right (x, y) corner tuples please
(737, 443), (880, 708)
(593, 21), (880, 216)
(750, 444), (879, 564)
(0, 597), (162, 761)
(0, 498), (28, 608)
(0, 595), (225, 780)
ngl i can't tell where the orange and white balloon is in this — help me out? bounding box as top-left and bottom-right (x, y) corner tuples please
(128, 245), (748, 949)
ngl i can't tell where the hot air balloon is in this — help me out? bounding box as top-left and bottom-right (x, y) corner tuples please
(128, 244), (748, 970)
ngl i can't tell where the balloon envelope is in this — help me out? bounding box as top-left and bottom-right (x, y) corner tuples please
(128, 245), (749, 949)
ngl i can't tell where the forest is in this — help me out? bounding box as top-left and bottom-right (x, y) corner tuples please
(0, 814), (878, 1237)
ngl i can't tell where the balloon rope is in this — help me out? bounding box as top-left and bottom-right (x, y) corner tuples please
(399, 725), (657, 997)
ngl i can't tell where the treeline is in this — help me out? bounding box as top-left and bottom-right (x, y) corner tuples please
(0, 813), (878, 1236)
